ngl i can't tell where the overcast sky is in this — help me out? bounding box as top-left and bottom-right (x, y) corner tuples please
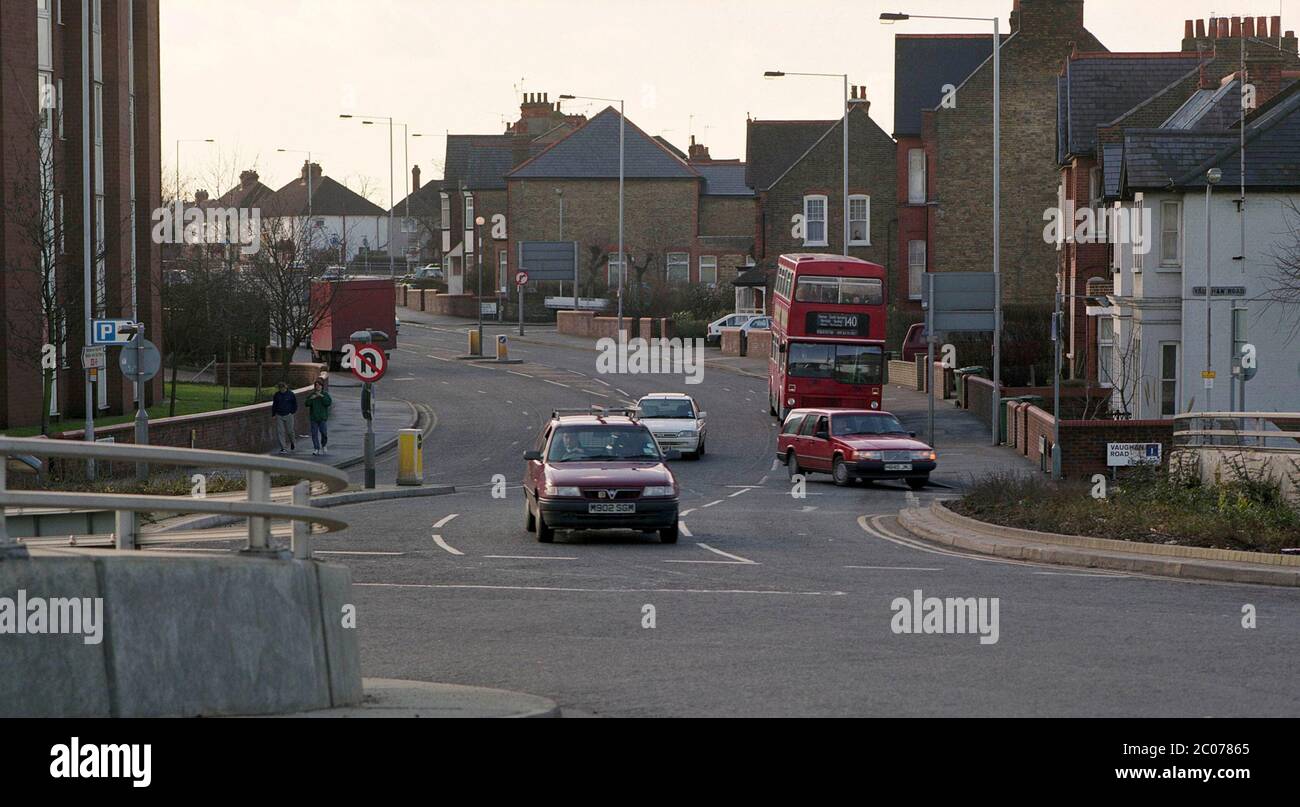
(160, 0), (1296, 203)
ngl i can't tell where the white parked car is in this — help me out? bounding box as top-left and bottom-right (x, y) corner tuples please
(706, 312), (767, 345)
(636, 393), (707, 460)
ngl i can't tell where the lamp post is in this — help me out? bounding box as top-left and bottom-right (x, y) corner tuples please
(764, 71), (849, 253)
(276, 147), (317, 253)
(560, 93), (624, 332)
(1204, 167), (1222, 411)
(340, 113), (396, 276)
(475, 215), (485, 353)
(175, 138), (215, 207)
(882, 10), (1002, 445)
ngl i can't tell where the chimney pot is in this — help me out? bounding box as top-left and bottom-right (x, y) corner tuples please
(1219, 18), (1230, 38)
(1184, 20), (1193, 38)
(1231, 16), (1241, 38)
(1272, 16), (1283, 37)
(1243, 18), (1255, 38)
(1196, 19), (1206, 38)
(1256, 16), (1268, 38)
(412, 164), (421, 192)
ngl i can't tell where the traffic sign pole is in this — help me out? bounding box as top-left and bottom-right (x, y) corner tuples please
(364, 381), (376, 490)
(135, 329), (149, 482)
(516, 271), (528, 337)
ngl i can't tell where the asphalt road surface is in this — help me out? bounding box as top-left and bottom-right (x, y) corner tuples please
(312, 317), (1300, 717)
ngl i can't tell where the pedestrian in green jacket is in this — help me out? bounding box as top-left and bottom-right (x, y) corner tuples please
(306, 380), (332, 455)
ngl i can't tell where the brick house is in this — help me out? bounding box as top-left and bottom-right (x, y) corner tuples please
(746, 92), (897, 281)
(0, 0), (163, 428)
(504, 107), (755, 303)
(893, 0), (1106, 317)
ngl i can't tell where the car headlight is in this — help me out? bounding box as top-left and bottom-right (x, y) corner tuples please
(642, 485), (675, 497)
(912, 450), (937, 461)
(855, 450), (882, 461)
(543, 483), (581, 497)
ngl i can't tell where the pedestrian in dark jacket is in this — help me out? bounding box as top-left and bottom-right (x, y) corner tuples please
(271, 382), (298, 453)
(306, 380), (332, 455)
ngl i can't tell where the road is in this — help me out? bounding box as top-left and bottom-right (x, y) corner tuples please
(313, 314), (1300, 717)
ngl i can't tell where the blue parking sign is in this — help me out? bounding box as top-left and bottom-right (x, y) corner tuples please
(92, 319), (135, 345)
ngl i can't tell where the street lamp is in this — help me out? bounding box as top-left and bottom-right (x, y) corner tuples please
(340, 113), (397, 277)
(475, 214), (486, 353)
(764, 70), (849, 254)
(560, 93), (625, 332)
(882, 10), (1003, 446)
(1204, 167), (1222, 411)
(174, 138), (215, 205)
(276, 147), (317, 241)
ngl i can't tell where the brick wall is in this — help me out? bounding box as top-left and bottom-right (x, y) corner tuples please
(889, 360), (920, 389)
(215, 363), (324, 388)
(929, 0), (1103, 305)
(699, 197), (754, 238)
(746, 329), (771, 361)
(1014, 403), (1175, 479)
(759, 104), (897, 271)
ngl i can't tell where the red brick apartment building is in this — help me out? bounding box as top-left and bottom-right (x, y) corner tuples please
(0, 0), (162, 429)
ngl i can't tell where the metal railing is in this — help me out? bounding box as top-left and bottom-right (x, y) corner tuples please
(0, 438), (349, 560)
(1173, 412), (1300, 452)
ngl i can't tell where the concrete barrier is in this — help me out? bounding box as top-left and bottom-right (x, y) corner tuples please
(0, 550), (363, 717)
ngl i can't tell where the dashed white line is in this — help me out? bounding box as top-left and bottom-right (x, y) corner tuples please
(509, 371), (533, 378)
(593, 378), (612, 387)
(702, 499), (724, 508)
(316, 551), (405, 556)
(484, 555), (578, 561)
(545, 379), (570, 389)
(844, 565), (943, 571)
(727, 489), (750, 498)
(357, 582), (844, 596)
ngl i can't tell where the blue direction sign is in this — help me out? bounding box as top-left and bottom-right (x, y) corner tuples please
(92, 319), (137, 345)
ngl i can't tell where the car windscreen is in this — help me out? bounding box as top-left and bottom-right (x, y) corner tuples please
(638, 399), (694, 419)
(547, 426), (662, 462)
(787, 343), (884, 385)
(831, 413), (907, 436)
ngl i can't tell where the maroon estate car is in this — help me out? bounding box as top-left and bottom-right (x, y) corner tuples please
(777, 408), (937, 489)
(523, 409), (680, 544)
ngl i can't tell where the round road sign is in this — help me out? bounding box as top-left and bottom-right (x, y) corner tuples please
(515, 270), (529, 287)
(118, 338), (162, 382)
(350, 343), (387, 383)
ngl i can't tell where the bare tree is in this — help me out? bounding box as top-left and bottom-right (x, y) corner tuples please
(1265, 198), (1300, 340)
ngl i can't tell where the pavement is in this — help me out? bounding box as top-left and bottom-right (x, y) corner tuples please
(267, 383), (418, 477)
(278, 678), (560, 718)
(295, 307), (1300, 717)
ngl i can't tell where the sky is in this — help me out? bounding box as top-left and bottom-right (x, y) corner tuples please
(160, 0), (1297, 204)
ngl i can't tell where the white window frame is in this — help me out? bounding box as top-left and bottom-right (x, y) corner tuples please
(848, 195), (870, 246)
(1159, 200), (1182, 269)
(462, 195), (475, 254)
(666, 252), (689, 284)
(699, 255), (718, 286)
(803, 195), (828, 247)
(607, 254), (626, 288)
(1131, 195), (1144, 272)
(1097, 316), (1115, 389)
(498, 249), (508, 292)
(908, 148), (926, 204)
(908, 240), (926, 300)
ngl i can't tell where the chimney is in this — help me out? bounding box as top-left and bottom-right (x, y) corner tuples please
(687, 135), (711, 162)
(1243, 17), (1255, 38)
(300, 160), (323, 183)
(1219, 18), (1230, 38)
(194, 189), (209, 204)
(412, 164), (421, 192)
(848, 85), (870, 113)
(239, 169), (259, 190)
(1196, 19), (1205, 38)
(1272, 15), (1283, 38)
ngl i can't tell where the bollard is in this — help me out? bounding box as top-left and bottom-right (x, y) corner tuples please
(396, 428), (423, 485)
(468, 329), (481, 356)
(496, 334), (509, 361)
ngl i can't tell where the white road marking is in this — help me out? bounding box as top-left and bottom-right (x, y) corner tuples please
(357, 582), (843, 596)
(593, 378), (611, 387)
(433, 514), (459, 529)
(663, 559), (752, 565)
(509, 371), (533, 378)
(545, 380), (570, 389)
(844, 565), (943, 571)
(432, 535), (463, 556)
(1031, 571), (1126, 578)
(702, 499), (723, 508)
(477, 390), (487, 394)
(727, 489), (750, 498)
(697, 543), (756, 564)
(484, 555), (578, 561)
(615, 388), (628, 396)
(316, 551), (405, 556)
(678, 521), (693, 537)
(679, 508), (696, 516)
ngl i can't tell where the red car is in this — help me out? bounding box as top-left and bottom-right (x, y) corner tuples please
(901, 323), (927, 362)
(776, 408), (937, 489)
(523, 409), (681, 544)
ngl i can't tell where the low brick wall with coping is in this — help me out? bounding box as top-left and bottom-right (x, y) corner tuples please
(214, 362), (324, 389)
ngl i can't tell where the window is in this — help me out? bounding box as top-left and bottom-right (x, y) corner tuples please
(908, 149), (926, 204)
(787, 343), (884, 385)
(498, 249), (508, 292)
(1159, 200), (1181, 268)
(699, 256), (718, 286)
(666, 252), (689, 283)
(1097, 316), (1114, 387)
(93, 84), (103, 146)
(439, 194), (450, 232)
(38, 0), (52, 70)
(1131, 196), (1144, 272)
(797, 415), (819, 436)
(793, 275), (883, 305)
(56, 78), (64, 139)
(803, 195), (827, 246)
(908, 240), (926, 300)
(1159, 342), (1179, 417)
(402, 217), (417, 234)
(781, 414), (806, 435)
(607, 255), (626, 287)
(848, 195), (870, 245)
(463, 195), (474, 253)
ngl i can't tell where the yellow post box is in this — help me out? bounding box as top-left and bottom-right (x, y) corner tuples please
(397, 428), (423, 485)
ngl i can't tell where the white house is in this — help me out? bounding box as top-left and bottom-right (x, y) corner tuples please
(267, 162), (390, 267)
(1104, 81), (1300, 418)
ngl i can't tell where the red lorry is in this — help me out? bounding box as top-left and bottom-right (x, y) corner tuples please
(310, 277), (397, 370)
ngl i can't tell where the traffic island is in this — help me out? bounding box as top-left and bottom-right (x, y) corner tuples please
(275, 678), (561, 718)
(898, 501), (1300, 586)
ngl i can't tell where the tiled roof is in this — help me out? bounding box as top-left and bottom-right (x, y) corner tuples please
(744, 119), (833, 192)
(695, 163), (753, 196)
(1163, 80), (1243, 130)
(507, 107), (697, 180)
(391, 178), (445, 217)
(1057, 53), (1203, 162)
(893, 34), (1004, 136)
(656, 136), (687, 160)
(265, 175), (387, 217)
(443, 134), (512, 189)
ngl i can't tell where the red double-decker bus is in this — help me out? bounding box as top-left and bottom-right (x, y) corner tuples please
(767, 254), (887, 419)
